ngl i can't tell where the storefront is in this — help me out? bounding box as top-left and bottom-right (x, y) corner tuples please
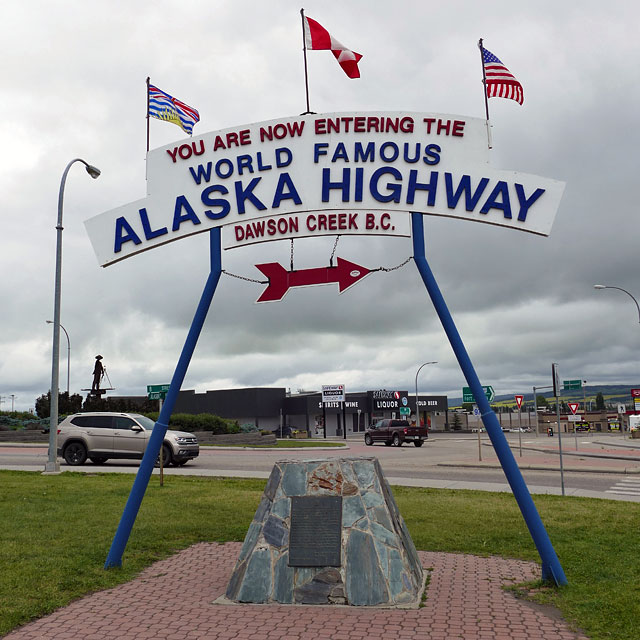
(113, 386), (449, 436)
(283, 392), (369, 437)
(285, 390), (449, 437)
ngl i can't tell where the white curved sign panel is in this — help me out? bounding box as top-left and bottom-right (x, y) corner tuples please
(85, 112), (565, 266)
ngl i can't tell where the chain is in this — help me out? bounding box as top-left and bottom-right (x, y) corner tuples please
(369, 256), (413, 272)
(329, 236), (340, 266)
(222, 270), (268, 284)
(290, 239), (294, 271)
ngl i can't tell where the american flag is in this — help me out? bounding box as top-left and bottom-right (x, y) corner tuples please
(482, 47), (524, 105)
(148, 84), (200, 135)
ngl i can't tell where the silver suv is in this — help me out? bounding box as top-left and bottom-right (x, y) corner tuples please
(56, 412), (199, 467)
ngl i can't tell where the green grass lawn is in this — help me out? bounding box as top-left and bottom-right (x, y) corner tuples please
(0, 470), (638, 639)
(204, 440), (347, 448)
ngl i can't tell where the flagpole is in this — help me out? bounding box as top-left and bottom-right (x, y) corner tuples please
(478, 38), (492, 150)
(300, 8), (312, 114)
(146, 77), (151, 153)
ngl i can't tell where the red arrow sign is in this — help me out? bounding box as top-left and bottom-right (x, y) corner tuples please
(568, 402), (580, 415)
(255, 257), (370, 303)
(515, 395), (524, 409)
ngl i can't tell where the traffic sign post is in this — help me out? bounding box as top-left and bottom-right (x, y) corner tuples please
(322, 384), (345, 403)
(568, 402), (580, 450)
(515, 395), (524, 457)
(147, 384), (170, 403)
(147, 384), (170, 394)
(463, 385), (495, 403)
(552, 363), (566, 496)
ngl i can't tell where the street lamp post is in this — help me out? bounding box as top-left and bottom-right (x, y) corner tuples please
(45, 159), (100, 474)
(415, 361), (437, 428)
(594, 284), (639, 436)
(46, 321), (70, 395)
(593, 285), (640, 322)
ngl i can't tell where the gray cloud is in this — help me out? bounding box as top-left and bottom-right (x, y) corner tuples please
(2, 0), (639, 411)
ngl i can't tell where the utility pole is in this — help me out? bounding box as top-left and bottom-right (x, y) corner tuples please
(552, 364), (565, 497)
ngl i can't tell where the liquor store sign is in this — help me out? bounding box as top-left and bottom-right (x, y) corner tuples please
(369, 390), (409, 411)
(85, 111), (565, 267)
(322, 384), (345, 403)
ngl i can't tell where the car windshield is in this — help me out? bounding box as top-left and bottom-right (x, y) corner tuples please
(132, 415), (156, 430)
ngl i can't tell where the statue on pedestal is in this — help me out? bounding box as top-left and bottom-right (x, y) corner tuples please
(91, 355), (104, 395)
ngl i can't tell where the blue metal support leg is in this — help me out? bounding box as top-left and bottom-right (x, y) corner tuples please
(411, 213), (567, 586)
(105, 228), (222, 568)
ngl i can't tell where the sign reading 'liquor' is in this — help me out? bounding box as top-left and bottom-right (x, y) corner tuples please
(322, 384), (345, 403)
(85, 112), (565, 267)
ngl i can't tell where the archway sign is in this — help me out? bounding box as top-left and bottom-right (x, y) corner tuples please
(96, 111), (567, 585)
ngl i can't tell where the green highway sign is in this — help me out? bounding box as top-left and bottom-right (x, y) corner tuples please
(147, 384), (170, 401)
(399, 407), (411, 416)
(463, 386), (495, 403)
(563, 379), (582, 390)
(147, 384), (170, 394)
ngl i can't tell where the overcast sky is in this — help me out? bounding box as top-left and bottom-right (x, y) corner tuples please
(2, 0), (639, 412)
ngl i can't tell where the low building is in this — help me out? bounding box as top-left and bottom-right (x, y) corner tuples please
(111, 387), (450, 437)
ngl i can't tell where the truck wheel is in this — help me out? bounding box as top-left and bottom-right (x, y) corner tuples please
(392, 433), (401, 447)
(384, 440), (392, 446)
(364, 434), (373, 446)
(414, 440), (423, 447)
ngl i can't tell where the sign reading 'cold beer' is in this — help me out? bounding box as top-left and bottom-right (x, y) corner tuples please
(85, 112), (565, 267)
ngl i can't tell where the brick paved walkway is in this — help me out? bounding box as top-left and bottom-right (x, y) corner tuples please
(4, 543), (587, 640)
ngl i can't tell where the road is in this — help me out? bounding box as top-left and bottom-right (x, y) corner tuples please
(3, 432), (640, 501)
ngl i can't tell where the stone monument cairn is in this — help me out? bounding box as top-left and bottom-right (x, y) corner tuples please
(224, 456), (424, 606)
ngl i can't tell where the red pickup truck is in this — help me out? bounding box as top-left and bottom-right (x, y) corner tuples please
(364, 419), (428, 447)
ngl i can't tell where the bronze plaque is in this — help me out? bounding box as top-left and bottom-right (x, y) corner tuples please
(289, 496), (343, 567)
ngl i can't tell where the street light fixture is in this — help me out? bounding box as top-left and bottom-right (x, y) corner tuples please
(45, 159), (100, 474)
(46, 321), (70, 395)
(415, 361), (437, 427)
(593, 285), (640, 323)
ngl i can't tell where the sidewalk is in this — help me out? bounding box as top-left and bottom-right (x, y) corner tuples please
(437, 436), (640, 477)
(4, 543), (587, 640)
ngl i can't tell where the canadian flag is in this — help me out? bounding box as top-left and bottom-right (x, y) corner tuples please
(303, 16), (362, 79)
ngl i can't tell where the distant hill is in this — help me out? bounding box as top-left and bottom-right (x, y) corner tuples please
(448, 384), (639, 409)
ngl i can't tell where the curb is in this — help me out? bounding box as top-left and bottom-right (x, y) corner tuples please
(0, 442), (48, 448)
(438, 461), (640, 474)
(493, 441), (640, 462)
(201, 445), (350, 451)
(591, 439), (640, 450)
